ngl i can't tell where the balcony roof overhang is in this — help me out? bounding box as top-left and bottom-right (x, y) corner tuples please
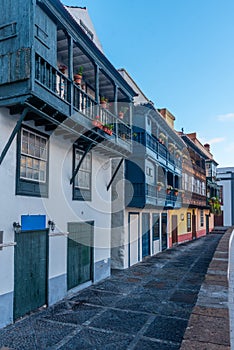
(38, 0), (137, 99)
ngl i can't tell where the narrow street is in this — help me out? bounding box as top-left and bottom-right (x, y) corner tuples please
(0, 234), (222, 350)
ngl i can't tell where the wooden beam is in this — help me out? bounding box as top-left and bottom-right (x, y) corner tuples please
(0, 108), (29, 165)
(70, 142), (93, 185)
(107, 158), (124, 191)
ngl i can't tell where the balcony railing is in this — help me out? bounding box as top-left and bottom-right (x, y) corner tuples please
(144, 132), (182, 168)
(125, 182), (181, 208)
(35, 54), (70, 102)
(35, 54), (131, 143)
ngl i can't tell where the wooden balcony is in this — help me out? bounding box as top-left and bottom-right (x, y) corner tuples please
(125, 182), (181, 209)
(133, 132), (182, 172)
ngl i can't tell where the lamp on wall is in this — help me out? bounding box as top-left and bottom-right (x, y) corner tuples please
(13, 222), (21, 234)
(180, 214), (185, 221)
(48, 220), (55, 232)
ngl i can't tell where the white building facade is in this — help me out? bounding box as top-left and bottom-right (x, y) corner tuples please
(217, 167), (234, 226)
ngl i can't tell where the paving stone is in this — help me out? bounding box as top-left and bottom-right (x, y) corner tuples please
(89, 309), (149, 334)
(169, 290), (198, 304)
(158, 301), (194, 319)
(43, 303), (103, 325)
(180, 339), (230, 349)
(184, 313), (230, 346)
(192, 306), (229, 318)
(143, 315), (188, 342)
(71, 289), (123, 307)
(134, 338), (180, 350)
(0, 319), (75, 350)
(59, 328), (133, 350)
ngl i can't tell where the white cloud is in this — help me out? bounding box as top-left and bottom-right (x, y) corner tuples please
(217, 113), (234, 121)
(207, 137), (225, 145)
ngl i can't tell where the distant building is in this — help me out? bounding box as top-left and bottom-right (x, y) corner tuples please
(217, 167), (234, 226)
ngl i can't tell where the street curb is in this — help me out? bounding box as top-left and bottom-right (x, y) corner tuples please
(180, 228), (232, 350)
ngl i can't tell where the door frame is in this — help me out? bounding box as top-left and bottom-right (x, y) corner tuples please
(128, 212), (140, 267)
(192, 210), (196, 239)
(171, 215), (178, 245)
(142, 212), (150, 258)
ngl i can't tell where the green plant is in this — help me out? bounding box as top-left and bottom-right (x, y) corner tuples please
(104, 123), (113, 130)
(101, 96), (108, 103)
(209, 196), (221, 215)
(77, 66), (83, 76)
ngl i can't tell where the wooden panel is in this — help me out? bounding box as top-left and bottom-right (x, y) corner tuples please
(67, 222), (93, 290)
(34, 5), (57, 66)
(0, 48), (31, 85)
(14, 229), (48, 320)
(142, 213), (150, 258)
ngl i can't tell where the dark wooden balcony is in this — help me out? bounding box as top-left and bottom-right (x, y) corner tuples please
(0, 0), (137, 158)
(133, 132), (182, 171)
(125, 182), (181, 209)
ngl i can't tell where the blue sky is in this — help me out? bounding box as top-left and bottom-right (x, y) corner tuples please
(63, 0), (234, 167)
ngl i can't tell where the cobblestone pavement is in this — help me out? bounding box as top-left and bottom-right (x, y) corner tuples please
(0, 234), (222, 350)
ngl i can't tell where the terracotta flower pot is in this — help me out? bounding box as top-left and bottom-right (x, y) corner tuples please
(100, 101), (107, 109)
(74, 74), (82, 85)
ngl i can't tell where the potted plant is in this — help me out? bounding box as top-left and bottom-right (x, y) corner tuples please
(209, 197), (222, 215)
(159, 132), (166, 144)
(103, 123), (113, 136)
(118, 106), (129, 119)
(58, 64), (67, 74)
(74, 66), (83, 84)
(175, 149), (182, 158)
(92, 115), (103, 129)
(100, 96), (108, 108)
(173, 188), (179, 196)
(157, 181), (164, 191)
(168, 142), (175, 152)
(166, 185), (173, 194)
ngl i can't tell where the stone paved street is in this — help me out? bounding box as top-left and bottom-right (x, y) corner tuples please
(0, 234), (222, 350)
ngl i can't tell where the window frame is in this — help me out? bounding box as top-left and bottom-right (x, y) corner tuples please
(200, 209), (204, 227)
(72, 146), (92, 201)
(16, 126), (49, 197)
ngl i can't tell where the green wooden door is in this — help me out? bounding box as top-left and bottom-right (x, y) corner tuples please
(67, 222), (93, 290)
(14, 229), (48, 320)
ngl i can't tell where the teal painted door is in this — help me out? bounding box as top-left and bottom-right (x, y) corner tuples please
(67, 222), (93, 290)
(142, 213), (150, 258)
(14, 229), (48, 320)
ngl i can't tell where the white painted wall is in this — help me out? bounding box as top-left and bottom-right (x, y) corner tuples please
(0, 107), (112, 299)
(218, 167), (234, 227)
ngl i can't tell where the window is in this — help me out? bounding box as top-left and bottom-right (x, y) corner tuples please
(16, 127), (49, 197)
(202, 182), (206, 195)
(187, 213), (191, 232)
(200, 209), (204, 227)
(73, 148), (92, 201)
(152, 214), (160, 240)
